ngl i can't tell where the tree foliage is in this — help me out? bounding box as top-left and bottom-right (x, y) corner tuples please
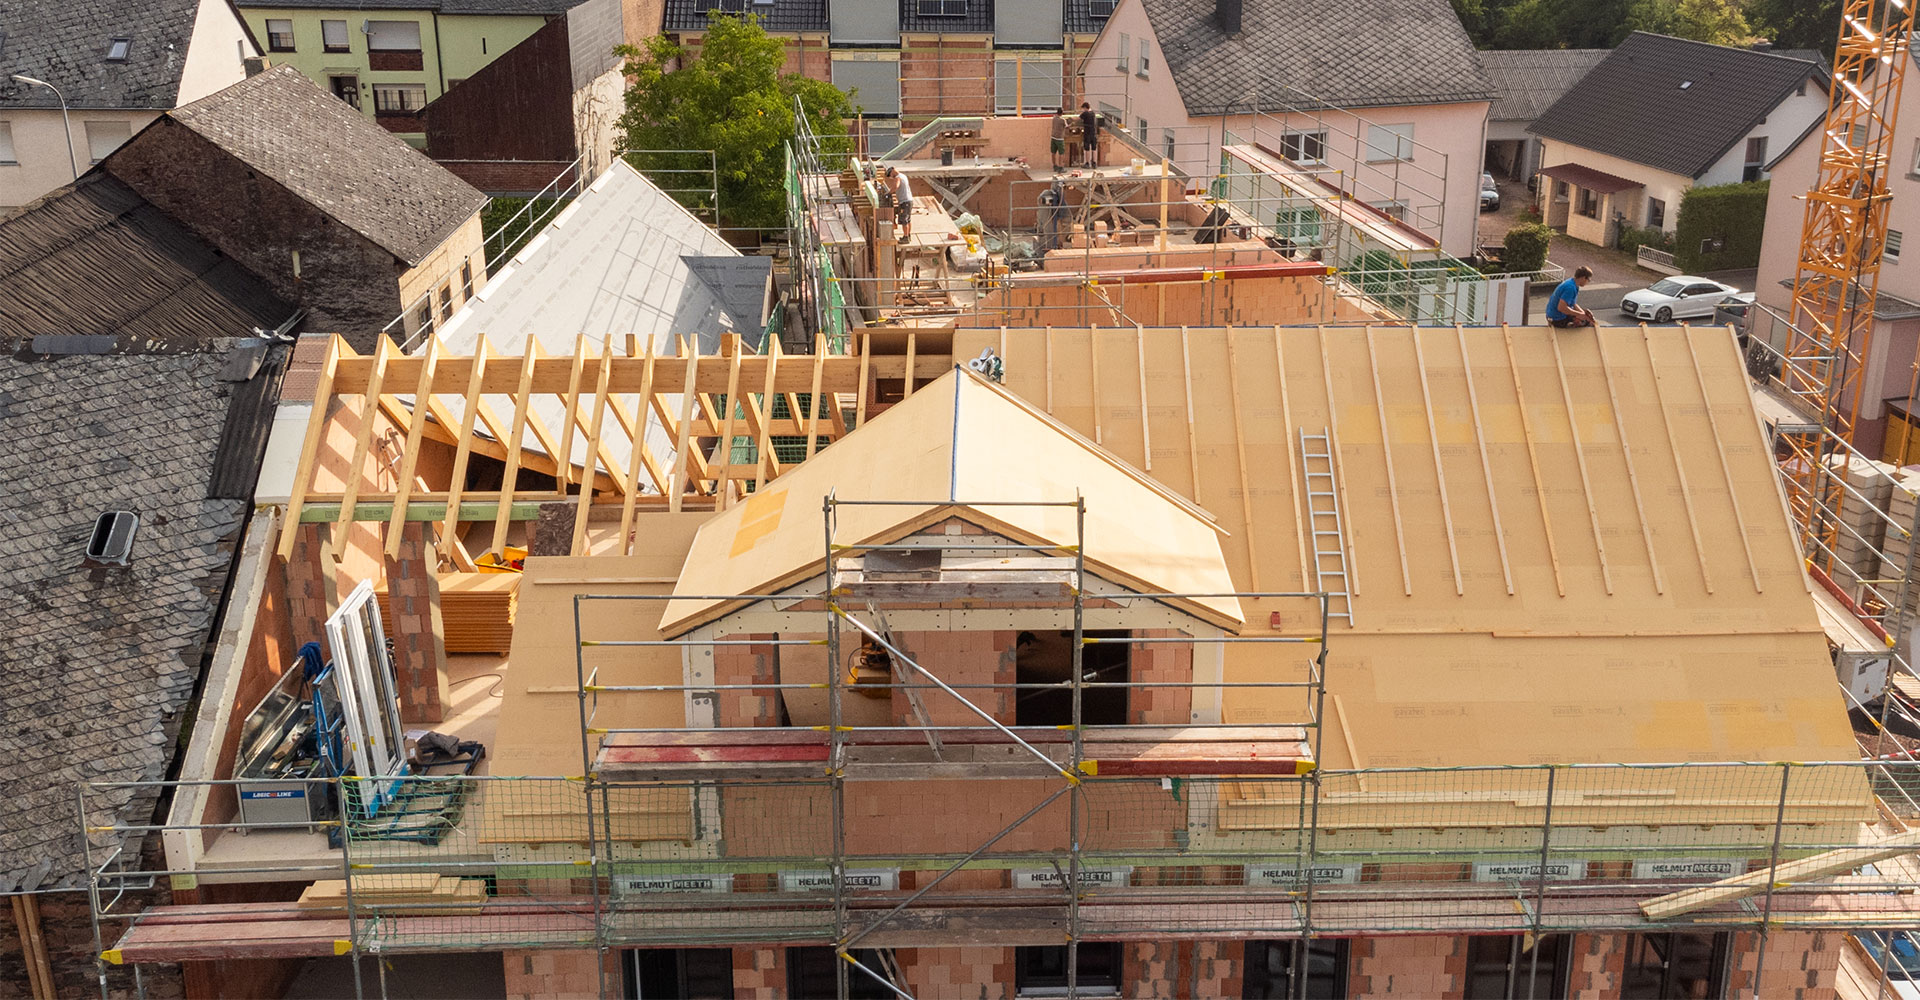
(1503, 222), (1555, 273)
(1455, 0), (1837, 50)
(615, 15), (856, 231)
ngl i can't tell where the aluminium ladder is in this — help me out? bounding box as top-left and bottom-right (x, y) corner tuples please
(1298, 429), (1353, 623)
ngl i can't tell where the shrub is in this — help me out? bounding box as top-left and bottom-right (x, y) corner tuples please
(1675, 180), (1769, 272)
(1616, 223), (1673, 257)
(1503, 222), (1554, 273)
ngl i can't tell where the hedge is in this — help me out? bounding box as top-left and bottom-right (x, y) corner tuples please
(1503, 222), (1554, 273)
(1674, 180), (1768, 272)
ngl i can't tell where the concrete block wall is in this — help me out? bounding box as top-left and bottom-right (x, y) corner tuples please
(502, 948), (616, 999)
(1725, 930), (1840, 1000)
(1349, 935), (1466, 998)
(733, 946), (789, 999)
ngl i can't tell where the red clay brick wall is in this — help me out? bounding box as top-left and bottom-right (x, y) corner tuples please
(714, 633), (782, 726)
(1129, 629), (1191, 725)
(895, 629), (1015, 725)
(1566, 932), (1626, 998)
(901, 36), (993, 130)
(383, 522), (449, 723)
(733, 947), (789, 999)
(502, 948), (617, 999)
(1122, 940), (1241, 998)
(1349, 935), (1466, 998)
(1725, 931), (1839, 1000)
(896, 945), (1015, 997)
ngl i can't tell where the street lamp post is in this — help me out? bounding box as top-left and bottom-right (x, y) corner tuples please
(10, 74), (79, 181)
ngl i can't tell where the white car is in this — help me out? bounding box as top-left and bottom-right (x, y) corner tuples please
(1619, 276), (1740, 323)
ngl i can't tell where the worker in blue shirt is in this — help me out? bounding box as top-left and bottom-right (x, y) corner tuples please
(1546, 266), (1595, 328)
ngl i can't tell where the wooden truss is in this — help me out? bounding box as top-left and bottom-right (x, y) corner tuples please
(278, 332), (943, 560)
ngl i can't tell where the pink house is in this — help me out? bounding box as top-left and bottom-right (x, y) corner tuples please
(1077, 0), (1492, 256)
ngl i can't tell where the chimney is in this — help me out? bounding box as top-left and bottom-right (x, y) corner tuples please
(1217, 0), (1243, 34)
(244, 55), (269, 77)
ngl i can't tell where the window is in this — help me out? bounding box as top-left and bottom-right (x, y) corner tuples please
(1088, 0), (1116, 15)
(1576, 186), (1599, 219)
(438, 285), (453, 320)
(1137, 117), (1148, 137)
(1365, 123), (1415, 162)
(265, 19), (294, 52)
(84, 120), (130, 163)
(1015, 943), (1123, 996)
(1117, 33), (1130, 72)
(1372, 200), (1408, 222)
(787, 948), (892, 998)
(0, 121), (14, 165)
(1889, 229), (1904, 264)
(1162, 128), (1176, 161)
(1646, 197), (1665, 229)
(1243, 940), (1347, 999)
(1017, 630), (1128, 726)
(915, 0), (968, 15)
(105, 36), (132, 61)
(1463, 935), (1569, 1000)
(1912, 138), (1920, 177)
(1621, 933), (1729, 999)
(1280, 129), (1326, 164)
(994, 57), (1063, 115)
(460, 261), (473, 297)
(625, 948), (734, 998)
(1137, 40), (1150, 76)
(365, 20), (423, 50)
(709, 0), (751, 11)
(329, 75), (360, 108)
(1743, 136), (1768, 182)
(321, 19), (349, 52)
(372, 83), (429, 113)
(831, 57), (901, 116)
(414, 302), (435, 337)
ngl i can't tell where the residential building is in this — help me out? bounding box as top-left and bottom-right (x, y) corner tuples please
(0, 333), (288, 999)
(1077, 0), (1494, 257)
(230, 0), (649, 148)
(0, 0), (260, 211)
(1754, 53), (1920, 461)
(99, 65), (490, 348)
(662, 0), (1108, 155)
(1475, 48), (1607, 183)
(421, 0), (626, 191)
(1528, 31), (1826, 248)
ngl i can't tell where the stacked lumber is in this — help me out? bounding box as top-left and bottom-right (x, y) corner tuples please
(1831, 455), (1898, 586)
(377, 572), (519, 654)
(296, 873), (486, 915)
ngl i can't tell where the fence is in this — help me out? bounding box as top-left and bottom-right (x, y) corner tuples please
(1638, 246), (1681, 275)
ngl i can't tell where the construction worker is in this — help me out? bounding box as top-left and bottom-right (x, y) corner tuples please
(1051, 107), (1069, 171)
(1547, 266), (1595, 328)
(885, 166), (913, 240)
(1079, 103), (1100, 168)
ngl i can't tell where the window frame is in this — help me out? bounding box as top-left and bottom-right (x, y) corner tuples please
(1014, 942), (1124, 997)
(83, 120), (131, 163)
(264, 19), (295, 52)
(364, 19), (423, 52)
(105, 36), (133, 61)
(1242, 939), (1349, 999)
(1889, 229), (1905, 264)
(1088, 0), (1117, 16)
(1136, 38), (1150, 77)
(1463, 935), (1570, 1000)
(1618, 932), (1730, 999)
(914, 0), (968, 16)
(1576, 187), (1600, 219)
(321, 19), (350, 53)
(1280, 129), (1328, 165)
(1364, 123), (1415, 163)
(1116, 33), (1130, 72)
(0, 120), (14, 165)
(1646, 197), (1665, 230)
(371, 82), (429, 114)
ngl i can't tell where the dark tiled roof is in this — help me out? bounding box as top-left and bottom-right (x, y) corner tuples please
(1528, 32), (1825, 178)
(235, 0), (589, 12)
(1476, 49), (1608, 123)
(662, 0), (830, 31)
(161, 65), (487, 264)
(898, 0), (994, 34)
(1141, 0), (1494, 116)
(1064, 0), (1112, 35)
(0, 0), (210, 110)
(0, 174), (298, 351)
(0, 343), (278, 892)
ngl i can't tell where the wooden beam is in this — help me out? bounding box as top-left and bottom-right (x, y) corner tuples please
(1224, 328), (1261, 591)
(754, 338), (783, 484)
(438, 341), (490, 563)
(904, 331), (917, 398)
(856, 334), (870, 426)
(669, 337), (699, 514)
(1409, 327), (1463, 596)
(1593, 329), (1666, 595)
(307, 501), (550, 523)
(1274, 327), (1311, 592)
(1642, 326), (1714, 594)
(619, 345), (659, 555)
(329, 349), (904, 395)
(1640, 828), (1920, 920)
(1454, 326), (1514, 597)
(492, 337), (540, 558)
(1135, 327), (1152, 472)
(277, 336), (342, 559)
(1179, 326), (1202, 502)
(384, 337), (440, 559)
(1549, 330), (1613, 595)
(1089, 327), (1103, 444)
(1317, 327), (1362, 598)
(572, 336), (617, 556)
(1501, 325), (1565, 598)
(715, 334), (744, 510)
(807, 334), (827, 459)
(331, 338), (392, 558)
(1682, 328), (1763, 593)
(553, 335), (589, 492)
(1363, 326), (1412, 596)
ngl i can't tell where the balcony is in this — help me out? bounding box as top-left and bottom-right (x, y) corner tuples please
(369, 49), (424, 71)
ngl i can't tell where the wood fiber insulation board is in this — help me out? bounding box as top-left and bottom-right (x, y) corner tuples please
(377, 572), (519, 654)
(951, 327), (1866, 821)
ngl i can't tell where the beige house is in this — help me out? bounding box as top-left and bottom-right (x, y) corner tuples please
(0, 0), (260, 212)
(1529, 32), (1825, 248)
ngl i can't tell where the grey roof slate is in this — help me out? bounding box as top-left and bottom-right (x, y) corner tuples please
(0, 0), (213, 110)
(1064, 0), (1113, 35)
(235, 0), (588, 12)
(1527, 32), (1825, 179)
(662, 0), (831, 32)
(0, 344), (273, 892)
(1476, 49), (1608, 123)
(0, 174), (298, 350)
(157, 65), (487, 265)
(1139, 0), (1493, 116)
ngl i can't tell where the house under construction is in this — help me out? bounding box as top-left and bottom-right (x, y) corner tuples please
(56, 316), (1920, 1000)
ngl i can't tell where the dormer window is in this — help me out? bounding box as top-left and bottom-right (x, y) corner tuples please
(105, 37), (131, 62)
(917, 0), (967, 15)
(1089, 0), (1117, 16)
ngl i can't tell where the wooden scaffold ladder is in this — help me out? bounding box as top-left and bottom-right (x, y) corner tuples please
(1299, 428), (1353, 624)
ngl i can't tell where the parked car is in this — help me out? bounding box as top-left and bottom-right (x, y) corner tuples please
(1619, 276), (1741, 322)
(1480, 173), (1500, 212)
(1713, 291), (1756, 344)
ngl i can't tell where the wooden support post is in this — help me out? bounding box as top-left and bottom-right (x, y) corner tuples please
(1224, 327), (1261, 590)
(754, 338), (783, 485)
(807, 334), (828, 458)
(332, 337), (393, 558)
(438, 341), (489, 563)
(554, 335), (589, 493)
(571, 336), (616, 555)
(278, 336), (343, 560)
(1364, 326), (1413, 596)
(716, 334), (744, 509)
(669, 337), (699, 514)
(1500, 325), (1566, 597)
(619, 345), (658, 555)
(1549, 329), (1613, 594)
(491, 336), (540, 558)
(1409, 327), (1464, 596)
(384, 336), (440, 559)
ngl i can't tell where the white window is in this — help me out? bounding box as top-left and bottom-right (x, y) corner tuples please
(0, 122), (14, 165)
(1888, 229), (1904, 264)
(1372, 199), (1409, 221)
(322, 19), (350, 52)
(84, 120), (130, 163)
(1366, 123), (1415, 162)
(1117, 33), (1130, 72)
(1137, 116), (1147, 137)
(1910, 137), (1920, 176)
(1137, 39), (1149, 76)
(365, 20), (422, 51)
(265, 19), (294, 51)
(1281, 129), (1327, 164)
(1162, 128), (1175, 161)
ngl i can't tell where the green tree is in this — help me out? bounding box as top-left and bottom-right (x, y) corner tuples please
(1747, 0), (1842, 51)
(616, 14), (857, 232)
(1626, 0), (1753, 45)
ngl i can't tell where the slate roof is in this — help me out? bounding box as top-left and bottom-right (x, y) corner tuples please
(662, 0), (830, 32)
(0, 174), (299, 351)
(1065, 0), (1113, 35)
(0, 342), (280, 892)
(1527, 32), (1825, 179)
(1138, 0), (1493, 116)
(0, 0), (218, 110)
(1476, 49), (1608, 123)
(235, 0), (589, 12)
(898, 0), (994, 34)
(156, 65), (486, 265)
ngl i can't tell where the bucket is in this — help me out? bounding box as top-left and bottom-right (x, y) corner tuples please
(941, 148), (955, 166)
(1131, 157), (1146, 174)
